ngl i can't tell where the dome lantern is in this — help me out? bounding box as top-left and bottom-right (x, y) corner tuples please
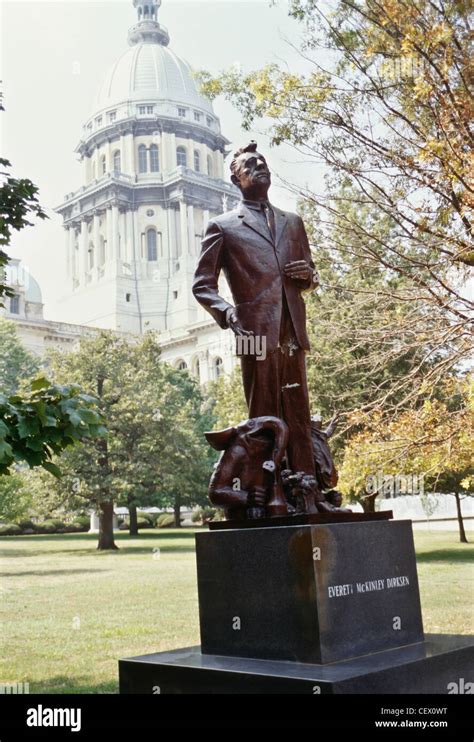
(128, 0), (170, 46)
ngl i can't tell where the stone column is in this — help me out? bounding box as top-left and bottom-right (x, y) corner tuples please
(66, 225), (75, 279)
(112, 205), (119, 260)
(93, 212), (101, 277)
(81, 219), (89, 284)
(179, 200), (188, 259)
(187, 204), (195, 256)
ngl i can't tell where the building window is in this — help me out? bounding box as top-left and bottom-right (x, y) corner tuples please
(126, 293), (131, 302)
(194, 150), (201, 172)
(138, 105), (146, 115)
(214, 357), (223, 379)
(150, 144), (159, 172)
(95, 115), (102, 127)
(173, 290), (178, 299)
(146, 105), (154, 114)
(113, 150), (121, 173)
(207, 155), (213, 176)
(177, 360), (187, 370)
(87, 122), (93, 133)
(206, 116), (212, 127)
(108, 110), (117, 123)
(147, 229), (158, 261)
(100, 155), (106, 175)
(9, 295), (19, 314)
(176, 146), (187, 167)
(177, 107), (187, 118)
(138, 144), (147, 173)
(194, 111), (201, 122)
(88, 243), (95, 269)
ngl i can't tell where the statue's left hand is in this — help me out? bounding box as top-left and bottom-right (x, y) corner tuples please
(284, 260), (317, 284)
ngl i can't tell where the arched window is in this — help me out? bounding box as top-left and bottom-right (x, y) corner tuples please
(177, 360), (187, 371)
(214, 357), (223, 379)
(176, 146), (187, 167)
(150, 144), (159, 172)
(88, 243), (95, 269)
(194, 150), (201, 172)
(100, 155), (106, 175)
(207, 155), (213, 176)
(113, 150), (121, 173)
(147, 229), (158, 261)
(138, 144), (147, 173)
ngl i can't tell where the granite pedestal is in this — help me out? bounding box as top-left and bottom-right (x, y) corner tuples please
(197, 519), (424, 663)
(119, 518), (473, 694)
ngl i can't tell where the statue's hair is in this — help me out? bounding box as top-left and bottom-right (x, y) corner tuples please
(230, 140), (258, 175)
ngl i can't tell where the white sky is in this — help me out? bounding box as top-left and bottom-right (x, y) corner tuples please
(1, 0), (324, 320)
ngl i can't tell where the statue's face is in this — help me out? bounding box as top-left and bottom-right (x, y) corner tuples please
(232, 151), (271, 194)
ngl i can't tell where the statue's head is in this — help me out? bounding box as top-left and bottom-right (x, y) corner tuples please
(230, 141), (271, 198)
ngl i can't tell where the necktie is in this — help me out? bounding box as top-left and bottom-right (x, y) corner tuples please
(262, 203), (276, 242)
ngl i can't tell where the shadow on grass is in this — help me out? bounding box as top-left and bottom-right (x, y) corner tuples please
(36, 677), (118, 694)
(2, 568), (110, 577)
(416, 548), (473, 563)
(1, 530), (199, 559)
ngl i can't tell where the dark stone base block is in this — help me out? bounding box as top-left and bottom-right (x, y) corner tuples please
(119, 634), (474, 694)
(209, 510), (393, 530)
(196, 520), (424, 663)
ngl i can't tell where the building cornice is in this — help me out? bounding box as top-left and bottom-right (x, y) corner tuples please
(76, 116), (229, 158)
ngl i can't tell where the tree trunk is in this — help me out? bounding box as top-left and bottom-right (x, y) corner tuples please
(454, 491), (468, 543)
(174, 494), (182, 528)
(128, 500), (138, 536)
(97, 500), (118, 550)
(361, 492), (377, 513)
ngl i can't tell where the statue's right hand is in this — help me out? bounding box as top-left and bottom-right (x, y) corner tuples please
(248, 486), (267, 508)
(226, 307), (254, 337)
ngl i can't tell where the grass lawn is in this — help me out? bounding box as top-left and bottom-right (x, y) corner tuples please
(1, 528), (472, 693)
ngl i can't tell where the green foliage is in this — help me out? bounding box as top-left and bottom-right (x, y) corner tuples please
(0, 377), (105, 476)
(0, 318), (40, 395)
(0, 523), (21, 536)
(156, 513), (175, 528)
(0, 471), (32, 521)
(41, 332), (216, 521)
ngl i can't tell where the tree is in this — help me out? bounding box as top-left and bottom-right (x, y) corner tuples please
(0, 472), (32, 522)
(45, 332), (214, 548)
(0, 317), (40, 394)
(198, 0), (473, 441)
(339, 377), (473, 539)
(0, 377), (105, 477)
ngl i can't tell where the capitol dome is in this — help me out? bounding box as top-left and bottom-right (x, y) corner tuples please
(94, 43), (213, 115)
(83, 0), (218, 138)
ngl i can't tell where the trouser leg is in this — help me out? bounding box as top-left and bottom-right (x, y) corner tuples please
(279, 348), (316, 479)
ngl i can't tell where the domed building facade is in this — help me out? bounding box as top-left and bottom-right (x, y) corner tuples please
(54, 0), (238, 382)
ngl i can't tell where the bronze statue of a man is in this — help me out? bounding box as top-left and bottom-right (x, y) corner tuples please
(193, 141), (332, 513)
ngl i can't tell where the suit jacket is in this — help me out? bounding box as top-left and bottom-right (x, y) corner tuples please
(192, 201), (318, 353)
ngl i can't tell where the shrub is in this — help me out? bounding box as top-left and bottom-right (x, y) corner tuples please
(35, 520), (59, 534)
(0, 523), (22, 536)
(16, 519), (36, 531)
(136, 517), (153, 530)
(72, 515), (90, 529)
(156, 514), (175, 528)
(192, 508), (219, 524)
